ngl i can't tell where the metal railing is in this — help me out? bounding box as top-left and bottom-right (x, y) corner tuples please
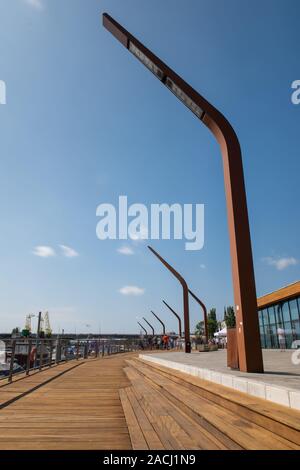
(0, 337), (142, 384)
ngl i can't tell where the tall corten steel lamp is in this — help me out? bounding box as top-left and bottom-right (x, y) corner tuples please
(162, 300), (182, 338)
(151, 311), (166, 336)
(103, 13), (263, 373)
(188, 289), (208, 343)
(143, 317), (155, 336)
(148, 245), (191, 353)
(137, 322), (147, 337)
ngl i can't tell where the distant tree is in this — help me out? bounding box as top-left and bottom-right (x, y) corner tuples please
(195, 320), (205, 337)
(207, 308), (218, 338)
(224, 306), (236, 329)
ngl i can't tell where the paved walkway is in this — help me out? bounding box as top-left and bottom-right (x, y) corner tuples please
(141, 350), (300, 409)
(144, 350), (300, 387)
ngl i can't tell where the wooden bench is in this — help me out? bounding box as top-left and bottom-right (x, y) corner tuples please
(136, 357), (300, 446)
(120, 358), (300, 450)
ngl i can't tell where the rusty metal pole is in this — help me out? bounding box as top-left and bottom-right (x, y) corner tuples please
(148, 246), (191, 353)
(137, 321), (148, 336)
(142, 317), (155, 336)
(138, 322), (149, 350)
(162, 300), (182, 338)
(102, 14), (263, 372)
(37, 311), (42, 338)
(143, 318), (154, 350)
(188, 289), (208, 343)
(151, 310), (166, 335)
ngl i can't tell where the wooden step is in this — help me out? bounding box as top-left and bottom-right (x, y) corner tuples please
(125, 359), (299, 450)
(125, 387), (165, 450)
(134, 357), (300, 446)
(124, 367), (234, 450)
(119, 388), (148, 450)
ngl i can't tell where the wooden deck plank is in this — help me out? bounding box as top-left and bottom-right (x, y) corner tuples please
(119, 388), (148, 450)
(128, 359), (300, 450)
(125, 366), (232, 450)
(125, 367), (201, 450)
(125, 387), (165, 450)
(0, 362), (84, 408)
(0, 355), (134, 450)
(1, 351), (299, 451)
(137, 358), (300, 445)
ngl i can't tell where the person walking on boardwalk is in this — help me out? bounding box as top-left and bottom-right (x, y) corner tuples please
(162, 334), (169, 350)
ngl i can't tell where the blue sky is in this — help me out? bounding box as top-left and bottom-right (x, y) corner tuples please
(0, 0), (299, 334)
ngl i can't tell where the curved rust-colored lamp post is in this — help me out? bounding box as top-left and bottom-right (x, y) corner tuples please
(137, 321), (148, 336)
(142, 317), (155, 336)
(102, 13), (263, 372)
(162, 300), (182, 338)
(148, 246), (191, 352)
(149, 246), (207, 344)
(151, 310), (166, 335)
(188, 289), (208, 342)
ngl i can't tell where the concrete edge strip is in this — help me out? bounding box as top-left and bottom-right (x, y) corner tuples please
(139, 354), (300, 411)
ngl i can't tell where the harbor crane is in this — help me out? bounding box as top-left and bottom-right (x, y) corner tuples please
(22, 314), (35, 337)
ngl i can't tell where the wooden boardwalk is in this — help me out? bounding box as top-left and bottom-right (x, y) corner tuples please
(0, 356), (133, 450)
(0, 353), (300, 450)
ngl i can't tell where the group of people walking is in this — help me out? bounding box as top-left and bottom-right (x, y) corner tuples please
(139, 334), (174, 350)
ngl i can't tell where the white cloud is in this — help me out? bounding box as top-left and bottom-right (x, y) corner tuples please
(23, 0), (43, 10)
(263, 256), (298, 271)
(117, 246), (134, 256)
(33, 246), (56, 258)
(200, 264), (206, 269)
(119, 285), (145, 296)
(60, 245), (79, 258)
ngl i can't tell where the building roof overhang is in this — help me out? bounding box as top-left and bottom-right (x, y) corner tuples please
(257, 281), (300, 309)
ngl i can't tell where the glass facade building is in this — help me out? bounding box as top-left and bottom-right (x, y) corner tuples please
(258, 283), (300, 349)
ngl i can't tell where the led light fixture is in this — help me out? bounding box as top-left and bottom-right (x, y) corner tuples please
(165, 77), (204, 119)
(129, 42), (164, 80)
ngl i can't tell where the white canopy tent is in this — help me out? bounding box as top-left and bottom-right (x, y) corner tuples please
(214, 327), (227, 338)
